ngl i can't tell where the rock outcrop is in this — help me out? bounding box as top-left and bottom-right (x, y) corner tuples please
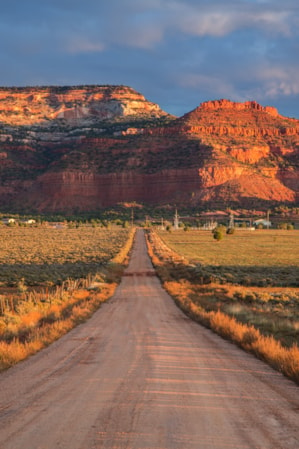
(0, 85), (169, 126)
(0, 88), (298, 212)
(199, 99), (279, 116)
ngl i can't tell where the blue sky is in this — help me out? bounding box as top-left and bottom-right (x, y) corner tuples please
(1, 0), (299, 118)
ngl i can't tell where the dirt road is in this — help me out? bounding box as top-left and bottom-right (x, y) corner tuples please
(0, 229), (298, 449)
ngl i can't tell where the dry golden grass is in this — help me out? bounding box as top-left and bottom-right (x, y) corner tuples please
(0, 339), (43, 368)
(20, 310), (43, 328)
(147, 230), (299, 384)
(0, 225), (131, 287)
(0, 285), (117, 371)
(72, 290), (91, 300)
(157, 229), (299, 287)
(164, 279), (299, 383)
(157, 229), (299, 267)
(0, 228), (136, 371)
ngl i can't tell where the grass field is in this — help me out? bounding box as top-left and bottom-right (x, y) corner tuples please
(157, 229), (299, 267)
(157, 229), (299, 287)
(0, 225), (130, 287)
(148, 229), (299, 382)
(0, 226), (135, 370)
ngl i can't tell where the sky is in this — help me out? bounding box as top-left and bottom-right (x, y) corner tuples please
(1, 0), (299, 118)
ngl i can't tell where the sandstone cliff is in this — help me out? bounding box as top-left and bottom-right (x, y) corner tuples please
(0, 85), (169, 126)
(0, 88), (298, 212)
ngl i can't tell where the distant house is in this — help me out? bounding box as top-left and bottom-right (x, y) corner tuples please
(202, 220), (218, 230)
(22, 219), (36, 225)
(253, 219), (272, 228)
(2, 218), (16, 225)
(50, 222), (66, 229)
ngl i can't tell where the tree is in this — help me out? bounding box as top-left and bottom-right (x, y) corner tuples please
(213, 230), (223, 241)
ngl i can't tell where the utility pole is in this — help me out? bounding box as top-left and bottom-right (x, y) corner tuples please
(267, 209), (270, 229)
(174, 208), (179, 230)
(229, 211), (235, 228)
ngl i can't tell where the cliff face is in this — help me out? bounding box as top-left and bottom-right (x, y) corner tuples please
(19, 169), (199, 212)
(155, 98), (299, 138)
(199, 99), (279, 116)
(0, 89), (298, 212)
(0, 85), (168, 125)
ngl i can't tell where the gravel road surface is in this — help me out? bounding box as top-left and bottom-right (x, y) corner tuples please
(0, 229), (298, 448)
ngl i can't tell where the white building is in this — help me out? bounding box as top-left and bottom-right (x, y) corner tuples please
(253, 219), (272, 228)
(2, 218), (16, 225)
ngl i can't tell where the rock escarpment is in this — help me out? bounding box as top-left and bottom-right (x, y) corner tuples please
(0, 85), (168, 126)
(0, 88), (298, 212)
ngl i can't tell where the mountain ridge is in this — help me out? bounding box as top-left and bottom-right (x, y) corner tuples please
(0, 85), (298, 212)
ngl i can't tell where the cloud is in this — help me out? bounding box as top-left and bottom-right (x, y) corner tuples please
(103, 20), (164, 49)
(65, 38), (105, 54)
(92, 1), (297, 47)
(0, 0), (299, 118)
(167, 2), (294, 38)
(254, 65), (299, 97)
(0, 1), (297, 54)
(177, 73), (239, 100)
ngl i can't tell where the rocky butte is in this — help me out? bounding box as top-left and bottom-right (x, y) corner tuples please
(0, 85), (298, 212)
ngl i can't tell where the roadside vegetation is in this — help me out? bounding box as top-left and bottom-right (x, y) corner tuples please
(0, 225), (130, 287)
(158, 229), (299, 286)
(0, 226), (135, 371)
(146, 229), (299, 384)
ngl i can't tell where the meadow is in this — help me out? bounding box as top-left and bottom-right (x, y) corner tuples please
(158, 229), (299, 266)
(0, 225), (130, 287)
(0, 225), (134, 370)
(157, 229), (299, 286)
(148, 228), (299, 383)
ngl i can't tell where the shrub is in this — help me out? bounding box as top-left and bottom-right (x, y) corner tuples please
(0, 228), (136, 371)
(277, 222), (295, 230)
(17, 278), (27, 294)
(213, 230), (223, 241)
